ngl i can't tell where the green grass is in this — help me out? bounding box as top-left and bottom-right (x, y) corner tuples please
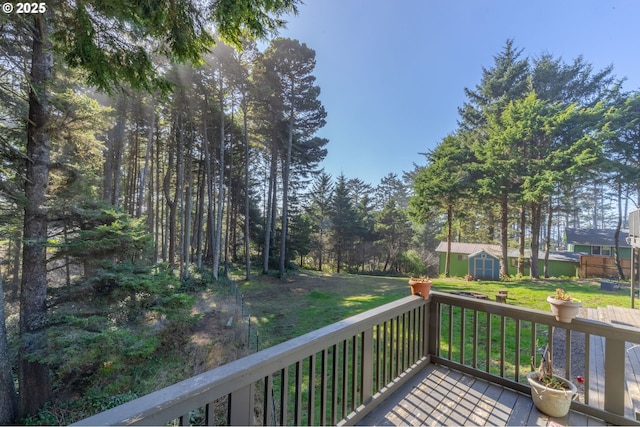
(230, 270), (634, 421)
(431, 277), (631, 310)
(236, 270), (631, 351)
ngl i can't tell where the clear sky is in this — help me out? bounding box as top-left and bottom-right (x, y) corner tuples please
(274, 0), (640, 186)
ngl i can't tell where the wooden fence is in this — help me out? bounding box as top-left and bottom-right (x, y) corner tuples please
(579, 255), (630, 279)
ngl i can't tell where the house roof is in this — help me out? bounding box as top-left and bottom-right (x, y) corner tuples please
(565, 228), (630, 247)
(435, 242), (580, 263)
(435, 242), (500, 254)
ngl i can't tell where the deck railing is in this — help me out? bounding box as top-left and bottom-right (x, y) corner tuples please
(74, 295), (428, 426)
(75, 291), (640, 426)
(429, 291), (640, 426)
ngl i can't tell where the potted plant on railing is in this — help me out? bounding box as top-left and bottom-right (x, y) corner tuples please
(547, 288), (582, 323)
(527, 346), (577, 418)
(408, 277), (432, 300)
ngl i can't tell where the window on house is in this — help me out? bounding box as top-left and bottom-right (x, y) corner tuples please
(592, 246), (612, 256)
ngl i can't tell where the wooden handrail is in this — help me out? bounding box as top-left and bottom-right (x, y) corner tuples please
(74, 296), (426, 426)
(74, 290), (640, 426)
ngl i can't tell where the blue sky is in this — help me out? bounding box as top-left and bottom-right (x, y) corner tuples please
(274, 0), (640, 186)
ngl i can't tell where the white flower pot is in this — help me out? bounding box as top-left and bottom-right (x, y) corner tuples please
(527, 371), (577, 417)
(547, 296), (582, 323)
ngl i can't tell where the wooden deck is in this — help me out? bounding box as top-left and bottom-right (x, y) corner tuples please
(586, 305), (640, 420)
(358, 363), (606, 426)
(360, 305), (640, 426)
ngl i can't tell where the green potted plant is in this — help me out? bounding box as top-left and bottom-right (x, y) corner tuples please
(408, 277), (432, 300)
(526, 346), (577, 418)
(547, 288), (582, 323)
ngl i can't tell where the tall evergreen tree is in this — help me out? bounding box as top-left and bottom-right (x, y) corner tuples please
(410, 134), (471, 277)
(307, 171), (334, 271)
(10, 0), (299, 418)
(459, 39), (529, 277)
(259, 38), (327, 279)
(330, 174), (359, 273)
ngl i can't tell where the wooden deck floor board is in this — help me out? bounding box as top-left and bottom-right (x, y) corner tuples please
(357, 364), (604, 426)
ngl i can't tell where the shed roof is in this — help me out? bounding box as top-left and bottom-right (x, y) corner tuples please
(435, 241), (580, 263)
(565, 228), (630, 247)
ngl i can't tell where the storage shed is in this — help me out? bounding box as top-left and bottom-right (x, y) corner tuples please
(468, 250), (500, 280)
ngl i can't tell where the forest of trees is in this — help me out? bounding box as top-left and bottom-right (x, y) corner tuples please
(1, 1), (640, 423)
(412, 40), (640, 280)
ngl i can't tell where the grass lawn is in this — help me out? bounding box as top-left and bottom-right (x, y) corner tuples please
(234, 269), (632, 350)
(228, 270), (633, 421)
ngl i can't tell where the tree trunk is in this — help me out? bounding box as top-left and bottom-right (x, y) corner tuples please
(163, 126), (176, 267)
(263, 147), (277, 274)
(174, 113), (185, 275)
(530, 202), (542, 279)
(280, 109), (294, 280)
(318, 228), (323, 271)
(213, 87), (225, 280)
(499, 194), (509, 278)
(183, 133), (193, 280)
(543, 196), (553, 278)
(19, 10), (54, 417)
(103, 96), (127, 206)
(615, 181), (626, 279)
(0, 272), (17, 424)
(243, 106), (251, 280)
(518, 205), (526, 276)
(224, 108), (234, 277)
(196, 153), (206, 270)
(136, 100), (155, 218)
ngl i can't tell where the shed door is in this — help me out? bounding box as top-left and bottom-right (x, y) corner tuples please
(474, 255), (496, 280)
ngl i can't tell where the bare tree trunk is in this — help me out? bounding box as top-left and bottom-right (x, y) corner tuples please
(499, 195), (509, 278)
(263, 146), (277, 274)
(243, 107), (251, 280)
(224, 107), (234, 277)
(136, 99), (155, 218)
(615, 181), (626, 279)
(280, 109), (294, 280)
(103, 96), (127, 207)
(163, 123), (176, 267)
(175, 113), (185, 275)
(213, 86), (225, 280)
(196, 152), (206, 270)
(530, 202), (542, 279)
(202, 97), (216, 276)
(19, 10), (53, 417)
(518, 205), (526, 276)
(544, 197), (553, 279)
(183, 132), (193, 280)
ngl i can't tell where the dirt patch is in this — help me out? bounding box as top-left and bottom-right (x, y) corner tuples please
(187, 290), (248, 375)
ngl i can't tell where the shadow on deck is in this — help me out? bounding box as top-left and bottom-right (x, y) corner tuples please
(359, 364), (606, 426)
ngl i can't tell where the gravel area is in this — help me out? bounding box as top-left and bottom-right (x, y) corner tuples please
(550, 311), (587, 399)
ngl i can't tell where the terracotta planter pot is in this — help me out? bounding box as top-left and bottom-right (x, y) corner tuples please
(547, 296), (582, 323)
(408, 278), (431, 300)
(527, 371), (577, 417)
